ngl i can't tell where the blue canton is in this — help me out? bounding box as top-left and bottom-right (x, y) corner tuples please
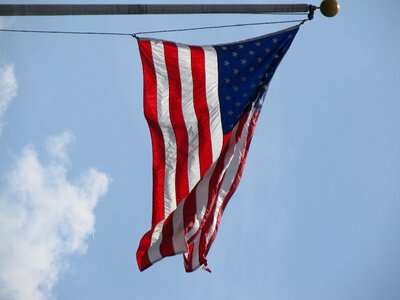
(214, 26), (299, 134)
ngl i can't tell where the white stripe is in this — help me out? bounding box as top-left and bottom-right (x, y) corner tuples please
(185, 163), (216, 241)
(191, 233), (201, 270)
(172, 201), (187, 254)
(151, 41), (177, 216)
(206, 109), (256, 244)
(203, 46), (223, 163)
(148, 220), (164, 264)
(177, 45), (201, 191)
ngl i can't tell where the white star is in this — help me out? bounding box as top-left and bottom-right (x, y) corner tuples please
(250, 83), (256, 88)
(224, 60), (230, 66)
(255, 42), (261, 47)
(241, 59), (247, 65)
(274, 54), (280, 59)
(257, 57), (263, 63)
(240, 76), (246, 82)
(228, 110), (234, 115)
(232, 51), (238, 57)
(235, 101), (241, 107)
(233, 68), (239, 74)
(238, 44), (244, 49)
(273, 38), (278, 44)
(265, 48), (271, 53)
(288, 34), (293, 39)
(233, 86), (239, 92)
(221, 46), (227, 50)
(249, 67), (255, 72)
(226, 95), (231, 100)
(225, 78), (231, 84)
(243, 93), (248, 97)
(248, 50), (255, 55)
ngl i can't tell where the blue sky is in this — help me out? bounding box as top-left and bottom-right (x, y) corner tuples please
(0, 1), (399, 299)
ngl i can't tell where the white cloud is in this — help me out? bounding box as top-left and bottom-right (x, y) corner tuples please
(0, 63), (17, 137)
(46, 131), (75, 163)
(0, 132), (110, 300)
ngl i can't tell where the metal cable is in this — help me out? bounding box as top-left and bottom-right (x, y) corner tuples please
(0, 19), (308, 37)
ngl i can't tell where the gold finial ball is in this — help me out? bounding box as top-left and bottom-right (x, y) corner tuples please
(320, 0), (340, 17)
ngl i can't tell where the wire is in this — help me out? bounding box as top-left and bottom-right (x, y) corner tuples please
(0, 19), (308, 37)
(132, 19), (308, 36)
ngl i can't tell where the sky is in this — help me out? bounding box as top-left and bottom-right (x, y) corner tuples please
(0, 0), (399, 299)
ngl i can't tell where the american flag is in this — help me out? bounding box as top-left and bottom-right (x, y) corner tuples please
(136, 25), (299, 272)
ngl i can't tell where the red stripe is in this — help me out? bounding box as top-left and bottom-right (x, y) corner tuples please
(190, 46), (213, 177)
(182, 184), (198, 238)
(138, 212), (178, 270)
(139, 40), (166, 227)
(136, 230), (153, 271)
(163, 42), (189, 206)
(159, 211), (177, 258)
(184, 243), (195, 272)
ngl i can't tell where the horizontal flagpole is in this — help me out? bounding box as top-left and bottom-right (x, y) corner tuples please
(0, 4), (312, 16)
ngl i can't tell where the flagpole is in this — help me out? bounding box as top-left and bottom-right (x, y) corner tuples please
(0, 4), (311, 16)
(0, 2), (339, 17)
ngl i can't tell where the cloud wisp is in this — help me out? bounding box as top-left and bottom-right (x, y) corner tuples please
(0, 132), (110, 300)
(0, 63), (17, 137)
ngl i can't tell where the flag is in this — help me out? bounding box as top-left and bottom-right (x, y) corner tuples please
(136, 25), (299, 272)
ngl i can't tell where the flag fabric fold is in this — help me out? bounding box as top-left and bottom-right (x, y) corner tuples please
(136, 25), (300, 272)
